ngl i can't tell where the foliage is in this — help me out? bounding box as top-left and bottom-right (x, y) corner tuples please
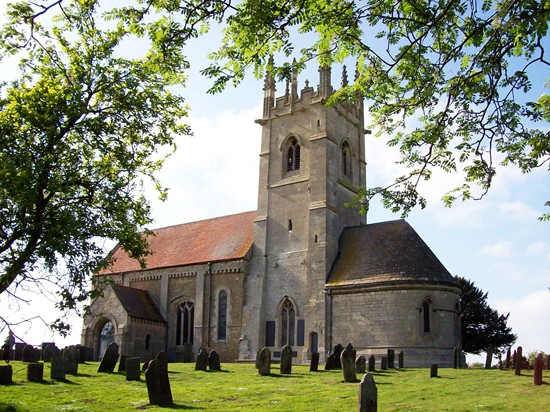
(0, 0), (192, 333)
(199, 0), (550, 218)
(1, 362), (550, 411)
(456, 276), (517, 355)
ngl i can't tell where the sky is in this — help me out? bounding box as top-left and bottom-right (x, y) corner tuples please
(1, 3), (549, 365)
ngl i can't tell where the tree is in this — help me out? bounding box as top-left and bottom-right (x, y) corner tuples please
(0, 0), (192, 334)
(455, 276), (516, 356)
(196, 0), (550, 219)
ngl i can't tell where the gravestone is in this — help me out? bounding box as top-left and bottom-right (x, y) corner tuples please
(368, 355), (375, 372)
(430, 364), (438, 378)
(387, 349), (395, 369)
(534, 352), (543, 385)
(255, 349), (260, 369)
(50, 356), (66, 381)
(514, 346), (522, 376)
(0, 365), (13, 385)
(355, 355), (366, 374)
(27, 362), (44, 382)
(145, 359), (173, 406)
(182, 343), (193, 363)
(14, 342), (25, 361)
(97, 342), (119, 373)
(333, 344), (344, 369)
(75, 345), (88, 363)
(118, 354), (128, 372)
(208, 350), (221, 371)
(505, 347), (511, 369)
(195, 348), (208, 371)
(346, 343), (356, 360)
(156, 350), (168, 368)
(310, 352), (319, 372)
(22, 345), (40, 363)
(126, 357), (141, 381)
(325, 352), (337, 370)
(358, 373), (377, 412)
(258, 347), (271, 376)
(341, 348), (356, 382)
(43, 344), (61, 363)
(280, 345), (292, 374)
(380, 357), (388, 371)
(398, 351), (404, 369)
(63, 345), (79, 375)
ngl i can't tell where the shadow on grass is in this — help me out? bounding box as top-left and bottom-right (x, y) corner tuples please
(0, 402), (24, 412)
(138, 403), (202, 410)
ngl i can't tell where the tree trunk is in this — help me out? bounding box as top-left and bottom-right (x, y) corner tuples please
(485, 348), (493, 369)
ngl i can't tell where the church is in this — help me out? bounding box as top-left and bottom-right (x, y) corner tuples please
(81, 64), (461, 367)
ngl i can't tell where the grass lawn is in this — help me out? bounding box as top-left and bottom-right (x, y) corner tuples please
(0, 361), (548, 411)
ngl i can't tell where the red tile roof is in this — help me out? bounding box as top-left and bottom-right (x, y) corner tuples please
(100, 211), (255, 274)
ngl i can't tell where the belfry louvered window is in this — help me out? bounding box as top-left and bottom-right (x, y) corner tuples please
(286, 138), (301, 172)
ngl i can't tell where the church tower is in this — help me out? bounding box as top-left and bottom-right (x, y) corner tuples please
(240, 62), (367, 362)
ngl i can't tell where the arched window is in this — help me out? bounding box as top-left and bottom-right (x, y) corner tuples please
(422, 300), (432, 334)
(218, 290), (228, 341)
(176, 300), (194, 345)
(286, 138), (301, 172)
(341, 141), (351, 177)
(145, 334), (151, 351)
(280, 297), (295, 346)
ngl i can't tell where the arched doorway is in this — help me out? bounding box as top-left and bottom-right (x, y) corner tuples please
(98, 321), (115, 359)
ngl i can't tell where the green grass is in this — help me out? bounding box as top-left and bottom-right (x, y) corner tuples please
(0, 361), (548, 411)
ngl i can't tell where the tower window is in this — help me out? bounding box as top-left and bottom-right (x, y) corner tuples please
(286, 138), (301, 172)
(342, 141), (351, 177)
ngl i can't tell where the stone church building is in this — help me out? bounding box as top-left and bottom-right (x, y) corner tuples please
(81, 65), (461, 367)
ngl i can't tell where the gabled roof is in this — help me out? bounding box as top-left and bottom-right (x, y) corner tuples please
(112, 284), (165, 323)
(101, 211), (255, 275)
(326, 220), (456, 288)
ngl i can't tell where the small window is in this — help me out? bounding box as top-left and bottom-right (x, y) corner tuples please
(286, 138), (301, 172)
(218, 290), (228, 340)
(341, 142), (351, 177)
(145, 334), (151, 350)
(288, 219), (293, 231)
(422, 300), (432, 334)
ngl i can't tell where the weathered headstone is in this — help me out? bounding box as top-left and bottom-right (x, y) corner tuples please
(22, 345), (40, 363)
(27, 362), (44, 382)
(208, 350), (221, 371)
(387, 349), (395, 369)
(118, 354), (128, 372)
(310, 352), (319, 372)
(126, 357), (141, 381)
(14, 342), (25, 361)
(505, 347), (511, 369)
(195, 348), (208, 371)
(63, 345), (79, 375)
(514, 346), (522, 376)
(280, 345), (292, 374)
(50, 356), (66, 381)
(97, 342), (119, 373)
(398, 351), (404, 369)
(156, 350), (168, 368)
(255, 349), (260, 369)
(258, 347), (271, 376)
(368, 355), (375, 372)
(534, 352), (543, 385)
(333, 344), (344, 369)
(145, 359), (173, 406)
(355, 355), (366, 374)
(346, 343), (356, 360)
(325, 352), (337, 370)
(341, 348), (356, 382)
(358, 373), (377, 412)
(430, 364), (438, 378)
(380, 357), (388, 371)
(43, 344), (61, 363)
(0, 365), (13, 385)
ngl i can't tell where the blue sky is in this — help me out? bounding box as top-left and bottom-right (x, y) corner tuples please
(1, 3), (549, 364)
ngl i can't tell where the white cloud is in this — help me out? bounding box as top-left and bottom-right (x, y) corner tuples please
(497, 201), (540, 221)
(525, 240), (550, 256)
(478, 241), (514, 258)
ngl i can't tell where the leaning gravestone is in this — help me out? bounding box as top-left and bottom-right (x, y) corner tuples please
(97, 342), (119, 373)
(142, 360), (152, 371)
(341, 347), (356, 382)
(208, 350), (221, 371)
(358, 373), (377, 412)
(126, 357), (141, 381)
(430, 364), (438, 378)
(195, 348), (208, 371)
(118, 354), (128, 372)
(43, 344), (61, 363)
(280, 345), (293, 374)
(368, 355), (375, 372)
(387, 349), (395, 369)
(333, 344), (344, 369)
(50, 356), (66, 381)
(63, 345), (79, 375)
(398, 351), (404, 369)
(156, 350), (168, 368)
(27, 362), (44, 382)
(310, 352), (319, 372)
(325, 352), (337, 370)
(514, 346), (522, 376)
(534, 352), (543, 385)
(145, 359), (173, 406)
(380, 357), (388, 371)
(258, 347), (271, 376)
(355, 355), (366, 374)
(0, 365), (13, 385)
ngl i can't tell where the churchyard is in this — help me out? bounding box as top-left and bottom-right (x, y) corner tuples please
(0, 359), (548, 411)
